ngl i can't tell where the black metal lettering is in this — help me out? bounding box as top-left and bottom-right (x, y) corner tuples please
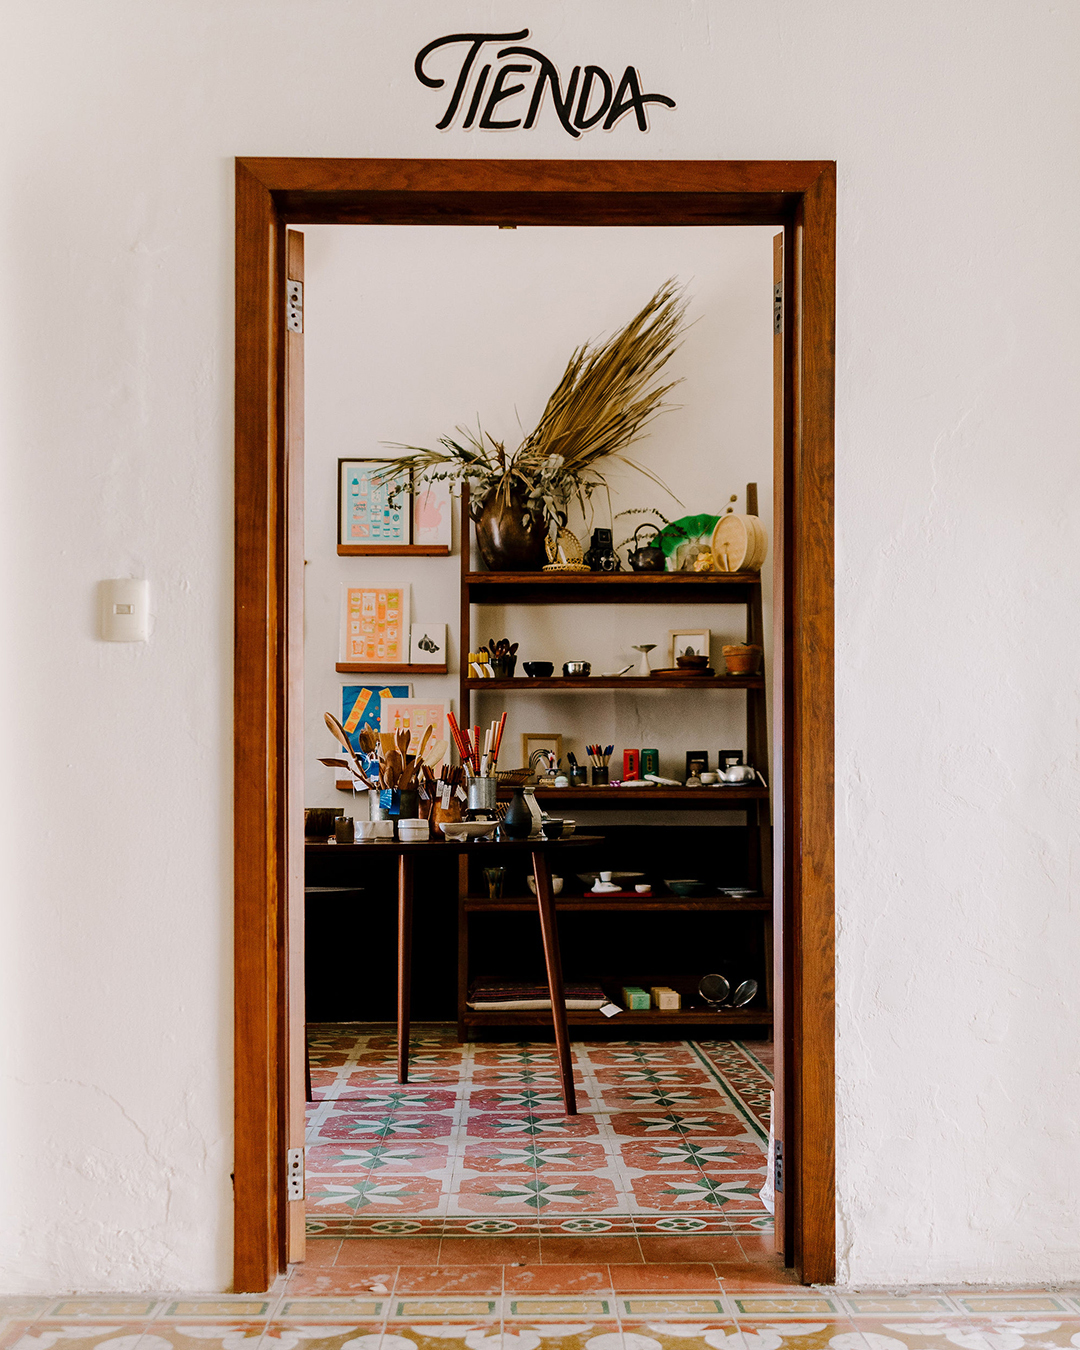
(479, 63), (533, 130)
(501, 46), (581, 138)
(603, 65), (676, 131)
(414, 30), (529, 129)
(573, 65), (613, 130)
(462, 65), (491, 129)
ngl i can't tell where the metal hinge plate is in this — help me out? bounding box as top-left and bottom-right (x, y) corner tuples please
(774, 1138), (783, 1193)
(287, 1147), (305, 1200)
(773, 283), (783, 335)
(287, 280), (303, 334)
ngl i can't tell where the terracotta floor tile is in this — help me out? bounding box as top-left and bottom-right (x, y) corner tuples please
(540, 1236), (644, 1264)
(736, 1232), (782, 1261)
(504, 1264), (613, 1293)
(714, 1257), (801, 1288)
(284, 1266), (396, 1294)
(392, 1266), (504, 1294)
(296, 1239), (343, 1268)
(335, 1237), (444, 1266)
(637, 1234), (747, 1263)
(437, 1236), (543, 1265)
(609, 1262), (724, 1292)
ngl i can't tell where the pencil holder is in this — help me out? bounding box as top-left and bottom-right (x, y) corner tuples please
(569, 766), (589, 787)
(591, 766), (609, 786)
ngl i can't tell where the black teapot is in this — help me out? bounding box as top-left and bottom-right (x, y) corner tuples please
(627, 523), (666, 572)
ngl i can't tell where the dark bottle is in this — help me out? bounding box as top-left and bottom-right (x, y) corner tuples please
(501, 786), (533, 838)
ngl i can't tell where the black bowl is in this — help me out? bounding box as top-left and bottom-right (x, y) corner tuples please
(523, 661), (554, 678)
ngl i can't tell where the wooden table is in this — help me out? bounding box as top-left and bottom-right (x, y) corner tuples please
(306, 834), (599, 1114)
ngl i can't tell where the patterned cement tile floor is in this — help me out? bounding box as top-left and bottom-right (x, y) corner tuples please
(305, 1025), (774, 1244)
(6, 1288), (1080, 1350)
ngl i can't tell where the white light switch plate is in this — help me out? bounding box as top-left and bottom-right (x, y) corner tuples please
(101, 578), (149, 642)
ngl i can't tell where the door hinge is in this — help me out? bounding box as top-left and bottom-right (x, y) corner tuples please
(287, 1147), (305, 1201)
(774, 1138), (783, 1193)
(287, 279), (303, 334)
(773, 283), (783, 335)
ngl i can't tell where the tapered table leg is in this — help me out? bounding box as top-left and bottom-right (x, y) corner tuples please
(531, 848), (577, 1115)
(397, 853), (414, 1084)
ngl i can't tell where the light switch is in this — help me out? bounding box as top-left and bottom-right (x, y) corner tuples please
(100, 578), (149, 642)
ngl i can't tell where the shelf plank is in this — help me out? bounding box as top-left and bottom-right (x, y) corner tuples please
(465, 571), (759, 605)
(335, 663), (448, 675)
(338, 545), (450, 556)
(517, 786), (767, 805)
(463, 1007), (772, 1025)
(467, 675), (763, 691)
(465, 896), (772, 912)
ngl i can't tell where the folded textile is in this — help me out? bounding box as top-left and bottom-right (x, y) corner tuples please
(467, 978), (607, 1010)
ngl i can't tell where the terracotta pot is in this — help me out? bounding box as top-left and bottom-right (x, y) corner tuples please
(722, 643), (763, 676)
(474, 489), (547, 571)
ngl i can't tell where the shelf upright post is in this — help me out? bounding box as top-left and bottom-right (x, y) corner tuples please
(459, 484), (471, 733)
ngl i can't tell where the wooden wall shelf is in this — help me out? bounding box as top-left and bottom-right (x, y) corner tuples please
(467, 675), (764, 691)
(465, 570), (759, 605)
(465, 895), (771, 913)
(335, 663), (447, 675)
(338, 544), (450, 556)
(462, 1007), (772, 1027)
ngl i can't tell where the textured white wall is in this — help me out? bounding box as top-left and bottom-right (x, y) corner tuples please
(0, 0), (1077, 1295)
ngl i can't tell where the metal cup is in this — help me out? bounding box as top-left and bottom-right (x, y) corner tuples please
(467, 775), (497, 816)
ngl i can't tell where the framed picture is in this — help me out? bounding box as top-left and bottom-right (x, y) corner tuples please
(412, 478), (452, 548)
(381, 698), (451, 769)
(340, 584), (410, 665)
(410, 622), (446, 665)
(522, 732), (563, 772)
(340, 684), (412, 750)
(668, 628), (711, 665)
(338, 458), (410, 552)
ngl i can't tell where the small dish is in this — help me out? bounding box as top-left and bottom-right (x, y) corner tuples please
(634, 883), (653, 894)
(563, 661), (591, 677)
(526, 875), (564, 895)
(542, 819), (565, 838)
(665, 878), (708, 897)
(442, 820), (497, 841)
(523, 661), (554, 678)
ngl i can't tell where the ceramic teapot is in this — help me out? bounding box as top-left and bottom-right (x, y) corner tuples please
(719, 763), (757, 784)
(627, 523), (666, 572)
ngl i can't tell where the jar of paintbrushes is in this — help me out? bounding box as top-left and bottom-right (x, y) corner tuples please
(587, 743), (613, 785)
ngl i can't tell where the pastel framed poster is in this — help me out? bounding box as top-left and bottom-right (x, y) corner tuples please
(339, 583), (410, 667)
(412, 478), (452, 550)
(338, 459), (410, 553)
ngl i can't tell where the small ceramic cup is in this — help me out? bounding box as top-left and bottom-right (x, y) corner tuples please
(354, 820), (378, 841)
(542, 819), (565, 838)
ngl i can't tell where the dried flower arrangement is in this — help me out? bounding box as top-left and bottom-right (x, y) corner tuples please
(376, 280), (688, 531)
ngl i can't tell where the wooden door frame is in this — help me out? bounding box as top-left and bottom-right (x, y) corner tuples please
(233, 157), (835, 1291)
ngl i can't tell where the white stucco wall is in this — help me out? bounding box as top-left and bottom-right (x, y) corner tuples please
(1, 0), (1077, 1294)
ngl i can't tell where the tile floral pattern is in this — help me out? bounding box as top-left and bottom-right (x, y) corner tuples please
(4, 1289), (1080, 1350)
(305, 1026), (773, 1239)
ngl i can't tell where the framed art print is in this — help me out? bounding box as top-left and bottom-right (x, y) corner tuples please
(380, 698), (451, 769)
(410, 622), (446, 665)
(338, 458), (410, 552)
(412, 478), (452, 548)
(668, 628), (711, 665)
(340, 584), (410, 665)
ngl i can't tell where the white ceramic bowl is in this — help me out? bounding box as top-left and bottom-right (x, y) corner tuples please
(442, 820), (497, 841)
(398, 820), (430, 841)
(526, 875), (564, 895)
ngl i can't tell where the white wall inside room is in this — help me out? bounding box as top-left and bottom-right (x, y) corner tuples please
(303, 225), (774, 814)
(1, 0), (1078, 1298)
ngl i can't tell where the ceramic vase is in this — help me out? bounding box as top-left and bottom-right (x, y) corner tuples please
(501, 786), (533, 838)
(474, 489), (547, 571)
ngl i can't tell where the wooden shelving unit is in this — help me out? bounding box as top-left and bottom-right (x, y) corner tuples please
(456, 484), (773, 1040)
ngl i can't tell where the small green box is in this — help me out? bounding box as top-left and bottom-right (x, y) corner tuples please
(621, 985), (650, 1010)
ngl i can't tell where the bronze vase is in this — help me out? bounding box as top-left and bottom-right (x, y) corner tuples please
(474, 489), (547, 571)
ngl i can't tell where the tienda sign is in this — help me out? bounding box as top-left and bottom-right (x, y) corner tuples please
(414, 29), (676, 137)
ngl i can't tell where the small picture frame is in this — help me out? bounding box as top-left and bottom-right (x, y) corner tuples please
(410, 622), (446, 665)
(339, 458), (410, 552)
(522, 732), (563, 772)
(685, 750), (709, 780)
(718, 749), (744, 769)
(669, 628), (711, 665)
(412, 478), (452, 548)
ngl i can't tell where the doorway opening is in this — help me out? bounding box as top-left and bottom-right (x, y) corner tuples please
(233, 159), (835, 1294)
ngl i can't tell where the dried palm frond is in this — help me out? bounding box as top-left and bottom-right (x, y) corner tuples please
(375, 280), (688, 523)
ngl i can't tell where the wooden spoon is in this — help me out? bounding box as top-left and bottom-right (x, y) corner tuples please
(416, 724), (434, 762)
(423, 738), (448, 770)
(385, 749), (403, 787)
